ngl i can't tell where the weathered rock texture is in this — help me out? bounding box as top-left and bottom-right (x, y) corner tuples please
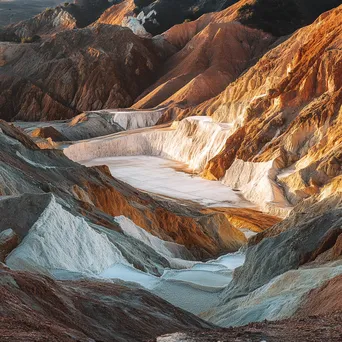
(134, 22), (274, 112)
(200, 5), (342, 214)
(200, 178), (342, 327)
(222, 205), (342, 301)
(1, 0), (340, 121)
(0, 266), (211, 342)
(154, 313), (342, 342)
(97, 0), (136, 26)
(203, 5), (342, 169)
(0, 24), (162, 121)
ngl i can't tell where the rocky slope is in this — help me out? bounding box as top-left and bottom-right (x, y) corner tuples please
(133, 0), (341, 119)
(170, 7), (342, 326)
(0, 264), (211, 342)
(1, 7), (77, 40)
(154, 313), (342, 341)
(0, 120), (282, 324)
(1, 0), (340, 121)
(199, 6), (342, 213)
(0, 24), (164, 121)
(61, 3), (342, 333)
(134, 22), (273, 113)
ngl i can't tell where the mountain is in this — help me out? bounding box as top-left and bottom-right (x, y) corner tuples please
(0, 24), (166, 121)
(202, 5), (342, 206)
(0, 1), (342, 341)
(1, 0), (340, 121)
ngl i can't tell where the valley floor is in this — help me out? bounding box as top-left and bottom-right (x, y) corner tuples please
(82, 155), (255, 209)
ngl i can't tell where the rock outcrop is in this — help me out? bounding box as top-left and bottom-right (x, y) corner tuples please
(97, 0), (136, 26)
(203, 6), (342, 176)
(198, 175), (342, 327)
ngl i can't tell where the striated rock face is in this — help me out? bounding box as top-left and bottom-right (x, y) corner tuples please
(0, 24), (162, 121)
(134, 22), (274, 112)
(1, 0), (340, 123)
(130, 2), (273, 115)
(202, 262), (342, 327)
(203, 6), (342, 175)
(296, 275), (342, 317)
(97, 0), (136, 26)
(194, 6), (342, 216)
(219, 205), (342, 301)
(65, 117), (234, 172)
(131, 0), (341, 118)
(0, 267), (211, 342)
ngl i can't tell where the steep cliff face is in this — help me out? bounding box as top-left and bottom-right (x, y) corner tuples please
(201, 6), (342, 210)
(198, 186), (342, 328)
(188, 7), (342, 322)
(132, 0), (342, 118)
(131, 0), (342, 118)
(0, 24), (162, 121)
